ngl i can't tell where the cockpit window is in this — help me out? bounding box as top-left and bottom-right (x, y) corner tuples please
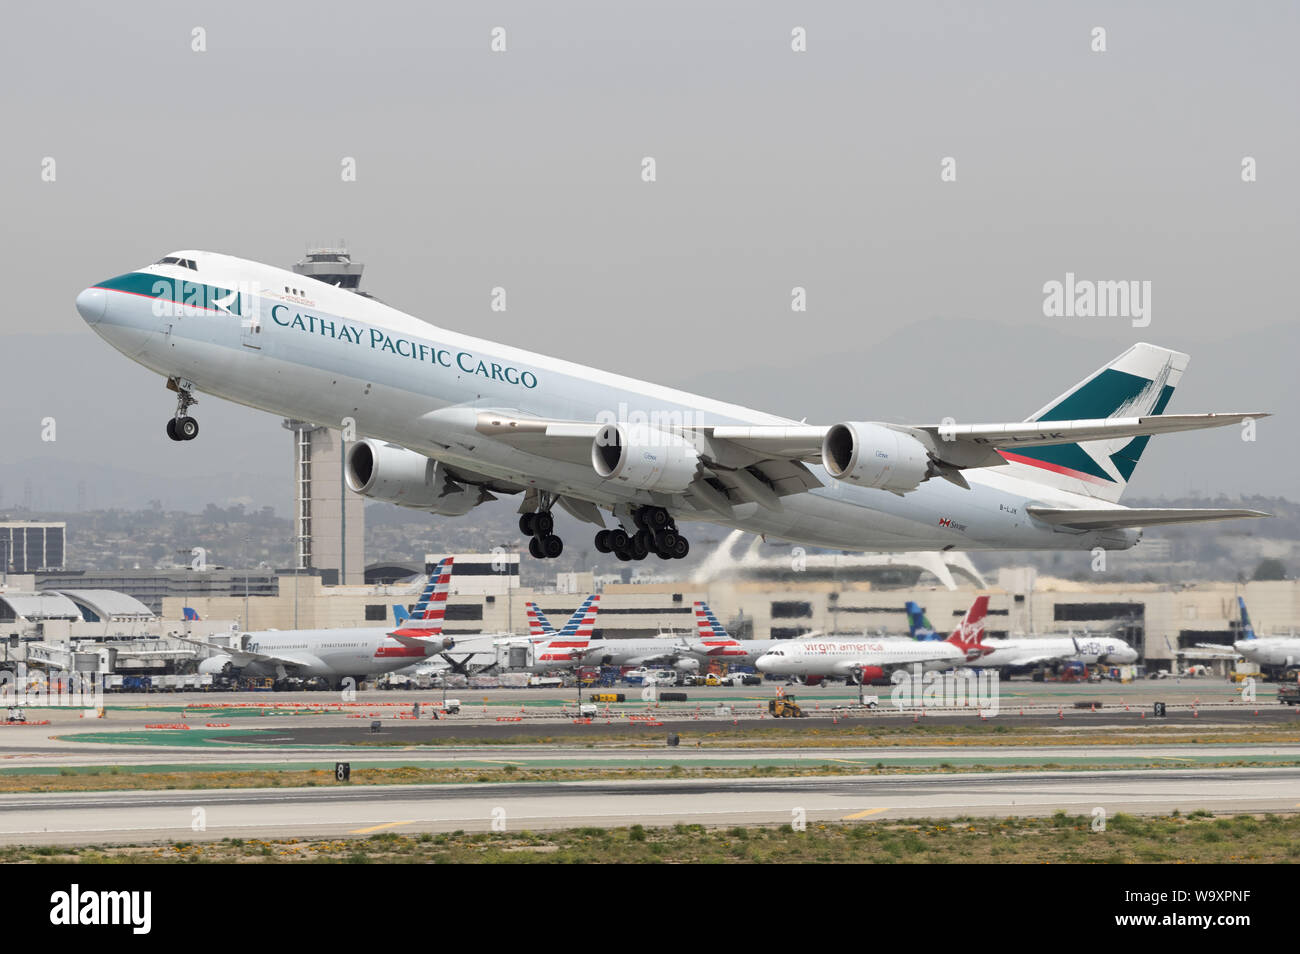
(155, 256), (197, 270)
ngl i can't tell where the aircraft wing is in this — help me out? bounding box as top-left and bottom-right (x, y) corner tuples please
(473, 409), (1267, 509)
(173, 635), (305, 669)
(706, 414), (1265, 469)
(1026, 506), (1270, 530)
(622, 653), (679, 666)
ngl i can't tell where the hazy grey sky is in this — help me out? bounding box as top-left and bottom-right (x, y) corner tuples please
(3, 1), (1296, 512)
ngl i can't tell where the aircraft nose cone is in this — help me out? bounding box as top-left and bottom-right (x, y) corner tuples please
(76, 287), (107, 324)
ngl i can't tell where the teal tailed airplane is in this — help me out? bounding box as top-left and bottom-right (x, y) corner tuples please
(77, 251), (1268, 561)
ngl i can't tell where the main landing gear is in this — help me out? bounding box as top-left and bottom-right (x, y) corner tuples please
(165, 378), (199, 442)
(594, 506), (690, 562)
(520, 496), (564, 560)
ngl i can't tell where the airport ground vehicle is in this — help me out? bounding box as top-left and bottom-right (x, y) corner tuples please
(624, 667), (680, 686)
(1277, 685), (1300, 706)
(768, 695), (807, 718)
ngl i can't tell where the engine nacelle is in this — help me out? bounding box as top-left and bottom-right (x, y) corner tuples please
(591, 423), (700, 493)
(672, 657), (700, 673)
(346, 440), (483, 515)
(851, 665), (886, 685)
(198, 654), (234, 676)
(822, 422), (930, 493)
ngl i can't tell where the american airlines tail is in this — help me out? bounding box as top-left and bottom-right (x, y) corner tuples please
(557, 595), (600, 639)
(393, 557), (454, 638)
(525, 601), (554, 638)
(992, 342), (1184, 503)
(693, 601), (730, 640)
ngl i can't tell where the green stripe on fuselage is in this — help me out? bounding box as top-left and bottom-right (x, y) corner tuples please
(96, 271), (243, 316)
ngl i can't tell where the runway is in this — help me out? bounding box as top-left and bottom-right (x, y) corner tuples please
(1, 767), (1297, 846)
(3, 741), (1299, 772)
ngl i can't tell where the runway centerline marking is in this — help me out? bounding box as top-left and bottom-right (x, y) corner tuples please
(349, 820), (413, 834)
(841, 808), (889, 821)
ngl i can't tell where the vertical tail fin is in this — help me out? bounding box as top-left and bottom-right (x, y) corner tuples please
(994, 343), (1186, 503)
(394, 557), (454, 637)
(534, 596), (601, 665)
(945, 596), (990, 660)
(691, 601), (745, 656)
(525, 601), (555, 638)
(905, 601), (938, 641)
(1238, 596), (1257, 641)
(558, 595), (600, 639)
(693, 601), (731, 640)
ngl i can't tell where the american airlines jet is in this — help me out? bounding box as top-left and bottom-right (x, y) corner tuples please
(682, 601), (784, 666)
(76, 252), (1267, 562)
(501, 596), (603, 671)
(181, 557), (456, 687)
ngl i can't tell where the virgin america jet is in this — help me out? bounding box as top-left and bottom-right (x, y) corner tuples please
(755, 596), (990, 684)
(76, 252), (1267, 562)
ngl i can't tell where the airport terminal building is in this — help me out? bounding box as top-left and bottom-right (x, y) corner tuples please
(155, 554), (1300, 670)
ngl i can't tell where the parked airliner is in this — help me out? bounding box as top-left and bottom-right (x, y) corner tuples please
(1229, 597), (1300, 671)
(682, 601), (784, 665)
(77, 252), (1268, 563)
(756, 597), (990, 683)
(181, 557), (456, 687)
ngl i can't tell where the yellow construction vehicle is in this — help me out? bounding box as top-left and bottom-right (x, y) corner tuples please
(768, 695), (807, 718)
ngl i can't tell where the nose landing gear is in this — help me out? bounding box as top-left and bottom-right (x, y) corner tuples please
(165, 378), (199, 442)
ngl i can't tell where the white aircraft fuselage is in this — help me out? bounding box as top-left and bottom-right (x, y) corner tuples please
(1235, 638), (1300, 668)
(199, 627), (433, 680)
(965, 635), (1139, 669)
(756, 637), (965, 679)
(76, 251), (1213, 553)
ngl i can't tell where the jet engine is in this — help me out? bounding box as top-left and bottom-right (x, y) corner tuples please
(197, 654), (235, 676)
(821, 422), (930, 493)
(672, 657), (700, 673)
(346, 440), (485, 515)
(591, 423), (700, 493)
(849, 664), (886, 685)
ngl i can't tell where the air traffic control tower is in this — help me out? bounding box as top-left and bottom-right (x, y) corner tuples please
(282, 245), (367, 585)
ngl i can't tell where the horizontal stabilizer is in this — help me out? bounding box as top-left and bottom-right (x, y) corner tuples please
(389, 630), (455, 651)
(1027, 506), (1270, 530)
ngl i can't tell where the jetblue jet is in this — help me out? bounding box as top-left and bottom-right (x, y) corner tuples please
(76, 252), (1268, 562)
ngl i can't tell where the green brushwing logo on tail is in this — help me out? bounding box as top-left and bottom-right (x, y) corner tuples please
(1007, 366), (1176, 484)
